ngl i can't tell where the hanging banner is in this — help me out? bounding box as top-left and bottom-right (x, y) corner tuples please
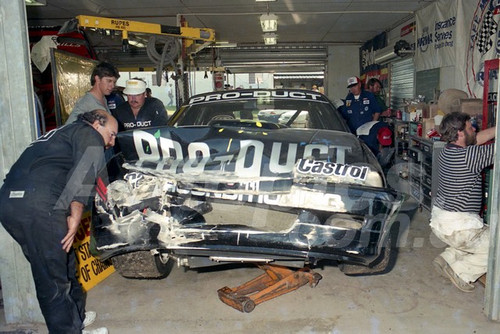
(462, 0), (500, 98)
(362, 66), (389, 90)
(415, 0), (458, 71)
(360, 32), (387, 76)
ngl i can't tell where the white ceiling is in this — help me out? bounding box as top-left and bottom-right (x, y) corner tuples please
(26, 0), (436, 72)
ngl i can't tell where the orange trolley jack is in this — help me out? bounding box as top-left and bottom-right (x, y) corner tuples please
(217, 264), (322, 313)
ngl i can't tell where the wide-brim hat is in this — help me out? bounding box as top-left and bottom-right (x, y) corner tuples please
(123, 79), (146, 95)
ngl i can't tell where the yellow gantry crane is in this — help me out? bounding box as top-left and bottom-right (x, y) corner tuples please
(76, 15), (216, 98)
(76, 15), (215, 55)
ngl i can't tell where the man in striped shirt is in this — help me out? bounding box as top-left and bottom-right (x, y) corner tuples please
(430, 111), (495, 292)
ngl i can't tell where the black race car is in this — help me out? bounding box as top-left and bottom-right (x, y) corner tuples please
(92, 89), (404, 278)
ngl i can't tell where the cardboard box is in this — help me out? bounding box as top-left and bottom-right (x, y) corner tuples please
(428, 102), (443, 118)
(417, 102), (429, 118)
(407, 103), (429, 119)
(460, 99), (482, 116)
(422, 118), (436, 138)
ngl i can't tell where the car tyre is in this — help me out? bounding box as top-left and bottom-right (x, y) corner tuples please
(111, 251), (174, 279)
(339, 223), (399, 276)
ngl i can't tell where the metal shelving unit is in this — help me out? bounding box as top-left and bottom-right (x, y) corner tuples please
(390, 119), (444, 210)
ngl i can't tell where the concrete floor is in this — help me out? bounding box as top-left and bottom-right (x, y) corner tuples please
(1, 199), (500, 334)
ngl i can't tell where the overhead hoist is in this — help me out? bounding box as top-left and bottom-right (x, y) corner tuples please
(76, 15), (215, 54)
(76, 15), (216, 99)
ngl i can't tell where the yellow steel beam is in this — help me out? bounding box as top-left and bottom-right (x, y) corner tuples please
(76, 15), (215, 42)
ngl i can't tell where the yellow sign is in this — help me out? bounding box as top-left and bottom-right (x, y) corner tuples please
(73, 212), (115, 292)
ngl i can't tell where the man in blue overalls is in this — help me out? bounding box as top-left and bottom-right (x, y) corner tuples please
(340, 76), (382, 134)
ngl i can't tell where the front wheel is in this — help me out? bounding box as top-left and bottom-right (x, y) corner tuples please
(111, 251), (174, 279)
(339, 223), (399, 276)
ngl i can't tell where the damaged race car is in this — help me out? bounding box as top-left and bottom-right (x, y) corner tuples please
(91, 89), (404, 279)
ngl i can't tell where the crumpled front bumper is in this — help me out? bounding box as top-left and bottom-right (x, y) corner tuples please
(91, 175), (403, 268)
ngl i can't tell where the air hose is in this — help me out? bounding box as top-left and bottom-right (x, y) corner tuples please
(146, 35), (181, 86)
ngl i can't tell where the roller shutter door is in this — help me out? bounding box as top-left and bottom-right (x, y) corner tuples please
(390, 57), (414, 111)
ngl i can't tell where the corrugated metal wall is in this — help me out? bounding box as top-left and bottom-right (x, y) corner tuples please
(389, 57), (415, 111)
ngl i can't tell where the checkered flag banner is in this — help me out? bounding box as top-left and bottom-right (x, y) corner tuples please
(477, 11), (498, 54)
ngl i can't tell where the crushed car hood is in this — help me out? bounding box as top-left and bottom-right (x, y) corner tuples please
(115, 125), (382, 185)
(92, 125), (402, 267)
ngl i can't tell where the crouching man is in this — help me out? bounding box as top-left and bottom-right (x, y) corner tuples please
(431, 111), (495, 292)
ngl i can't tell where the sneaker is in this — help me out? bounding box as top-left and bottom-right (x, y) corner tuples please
(82, 327), (108, 334)
(83, 311), (97, 328)
(432, 255), (448, 278)
(442, 263), (475, 293)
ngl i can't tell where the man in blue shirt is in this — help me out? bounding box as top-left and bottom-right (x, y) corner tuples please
(112, 79), (168, 132)
(340, 76), (382, 134)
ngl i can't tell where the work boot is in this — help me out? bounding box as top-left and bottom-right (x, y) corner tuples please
(83, 311), (97, 328)
(443, 264), (475, 292)
(433, 255), (475, 292)
(432, 255), (448, 278)
(82, 327), (108, 334)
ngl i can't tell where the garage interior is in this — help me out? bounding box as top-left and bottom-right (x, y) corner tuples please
(2, 0), (500, 333)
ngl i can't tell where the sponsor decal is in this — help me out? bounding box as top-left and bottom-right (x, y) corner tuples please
(124, 120), (152, 129)
(401, 21), (416, 37)
(417, 17), (455, 53)
(130, 130), (351, 177)
(9, 191), (25, 198)
(488, 91), (498, 102)
(188, 90), (324, 104)
(295, 159), (369, 181)
(417, 26), (433, 53)
(176, 181), (282, 206)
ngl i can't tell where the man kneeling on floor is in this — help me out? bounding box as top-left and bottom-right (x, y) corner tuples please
(430, 111), (495, 292)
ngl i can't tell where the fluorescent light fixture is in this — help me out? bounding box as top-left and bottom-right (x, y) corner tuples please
(260, 13), (278, 32)
(256, 0), (277, 2)
(263, 33), (277, 45)
(25, 0), (46, 5)
(128, 40), (145, 48)
(214, 41), (238, 48)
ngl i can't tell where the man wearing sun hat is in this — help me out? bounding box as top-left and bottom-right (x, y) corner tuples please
(112, 78), (168, 132)
(340, 76), (382, 134)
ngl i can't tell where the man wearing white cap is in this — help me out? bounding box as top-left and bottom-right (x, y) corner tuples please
(112, 78), (168, 132)
(340, 76), (382, 134)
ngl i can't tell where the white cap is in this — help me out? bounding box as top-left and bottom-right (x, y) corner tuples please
(347, 76), (360, 88)
(123, 79), (146, 95)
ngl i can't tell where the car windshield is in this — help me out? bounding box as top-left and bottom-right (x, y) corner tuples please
(170, 94), (348, 131)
